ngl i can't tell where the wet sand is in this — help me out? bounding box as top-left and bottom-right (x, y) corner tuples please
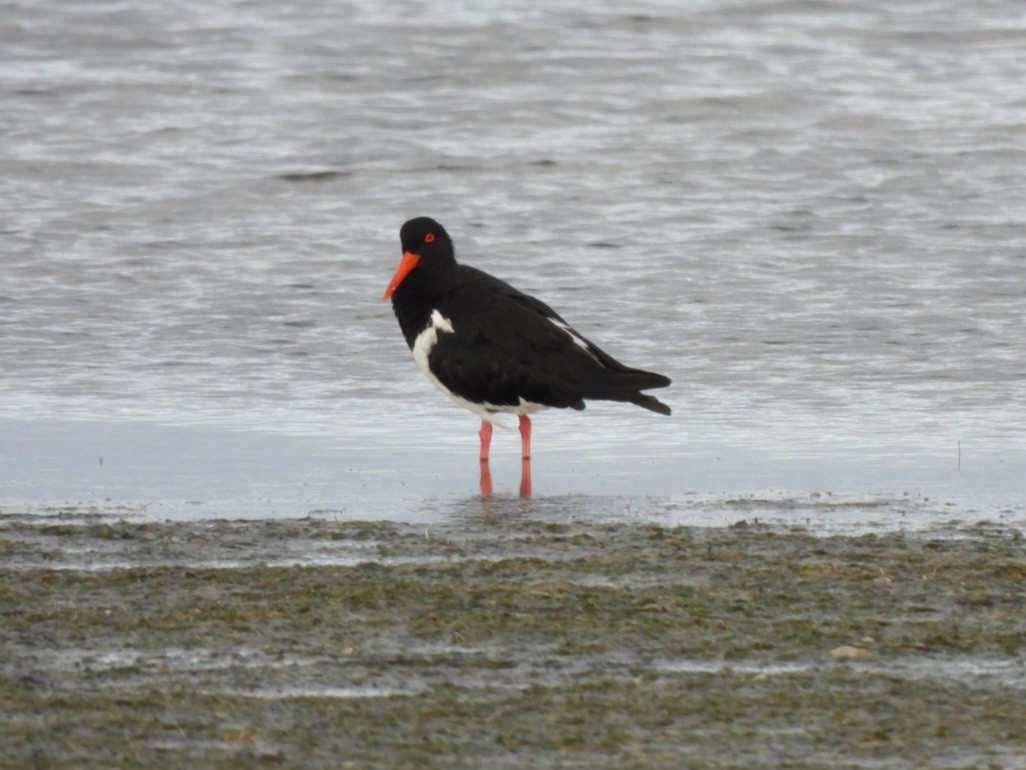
(2, 507), (1025, 769)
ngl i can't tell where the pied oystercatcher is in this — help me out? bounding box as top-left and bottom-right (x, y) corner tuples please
(382, 217), (671, 491)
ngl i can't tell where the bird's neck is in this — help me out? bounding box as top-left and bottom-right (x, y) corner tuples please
(390, 266), (455, 348)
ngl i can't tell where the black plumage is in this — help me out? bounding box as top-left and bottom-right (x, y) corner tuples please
(384, 217), (671, 418)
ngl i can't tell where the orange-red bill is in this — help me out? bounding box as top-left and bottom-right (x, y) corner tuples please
(381, 251), (421, 300)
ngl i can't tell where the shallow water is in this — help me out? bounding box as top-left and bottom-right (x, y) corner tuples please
(2, 1), (1024, 525)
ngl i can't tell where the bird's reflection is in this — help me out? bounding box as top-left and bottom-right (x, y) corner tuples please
(479, 456), (532, 498)
(519, 457), (532, 498)
(479, 459), (493, 497)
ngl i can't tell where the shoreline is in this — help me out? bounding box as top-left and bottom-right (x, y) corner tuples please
(3, 418), (1025, 528)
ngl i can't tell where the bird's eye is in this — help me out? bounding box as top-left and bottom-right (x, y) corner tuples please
(424, 233), (436, 244)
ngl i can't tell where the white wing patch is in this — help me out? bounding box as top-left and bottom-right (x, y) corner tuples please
(548, 317), (602, 364)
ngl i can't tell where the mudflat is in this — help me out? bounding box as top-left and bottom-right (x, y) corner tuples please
(2, 510), (1024, 769)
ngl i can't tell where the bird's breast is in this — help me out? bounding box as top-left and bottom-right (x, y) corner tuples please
(411, 309), (455, 379)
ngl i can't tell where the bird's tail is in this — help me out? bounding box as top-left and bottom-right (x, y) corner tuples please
(593, 369), (672, 415)
(628, 392), (672, 415)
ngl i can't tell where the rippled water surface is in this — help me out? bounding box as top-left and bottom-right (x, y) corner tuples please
(2, 0), (1024, 520)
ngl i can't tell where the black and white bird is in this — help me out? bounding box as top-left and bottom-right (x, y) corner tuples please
(382, 216), (671, 468)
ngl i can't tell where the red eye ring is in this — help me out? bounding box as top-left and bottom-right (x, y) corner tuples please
(424, 233), (435, 243)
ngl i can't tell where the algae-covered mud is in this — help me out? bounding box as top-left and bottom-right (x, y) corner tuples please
(2, 508), (1025, 769)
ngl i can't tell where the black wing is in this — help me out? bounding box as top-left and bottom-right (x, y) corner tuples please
(428, 267), (671, 414)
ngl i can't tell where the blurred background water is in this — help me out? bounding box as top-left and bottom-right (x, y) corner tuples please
(2, 0), (1024, 523)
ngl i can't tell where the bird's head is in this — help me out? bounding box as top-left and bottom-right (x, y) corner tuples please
(382, 217), (455, 300)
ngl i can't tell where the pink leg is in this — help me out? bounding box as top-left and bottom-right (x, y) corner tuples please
(518, 415), (532, 460)
(479, 420), (493, 462)
(479, 421), (494, 497)
(518, 415), (532, 498)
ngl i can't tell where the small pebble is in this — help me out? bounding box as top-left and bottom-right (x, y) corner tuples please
(831, 645), (871, 659)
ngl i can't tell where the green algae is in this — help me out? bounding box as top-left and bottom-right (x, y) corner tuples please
(1, 516), (1024, 769)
